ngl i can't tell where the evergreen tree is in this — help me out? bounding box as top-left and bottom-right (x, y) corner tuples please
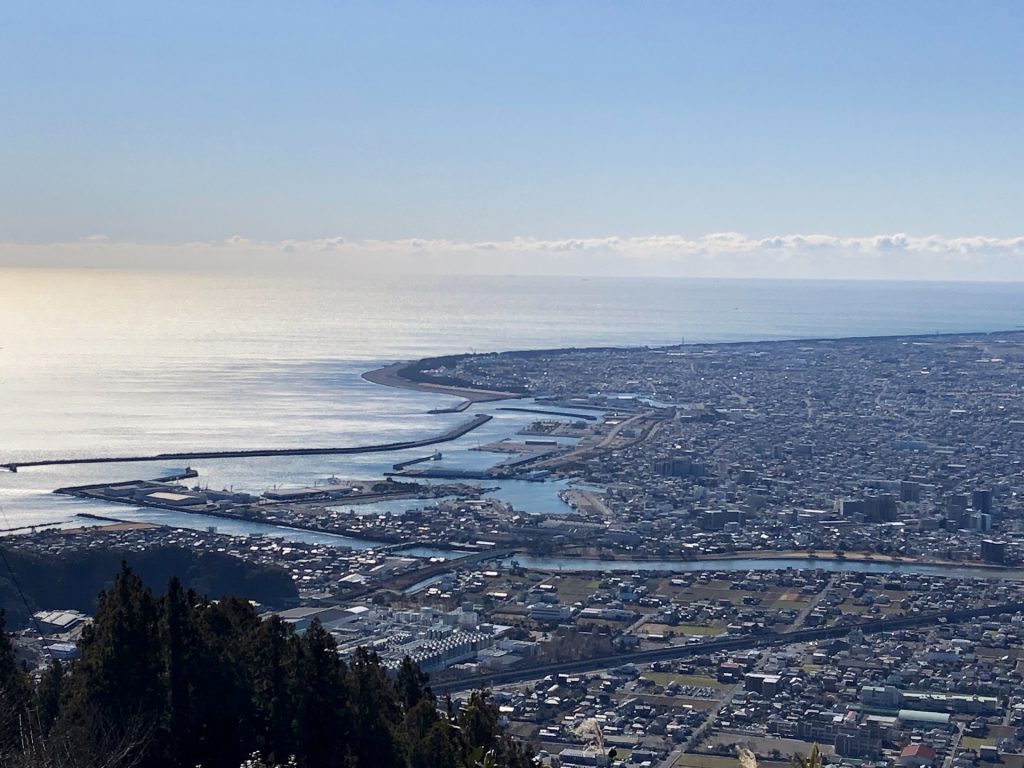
(0, 563), (536, 768)
(457, 690), (535, 768)
(62, 562), (162, 763)
(192, 595), (264, 767)
(347, 647), (403, 768)
(249, 615), (298, 762)
(291, 620), (349, 768)
(0, 609), (30, 758)
(33, 657), (64, 737)
(459, 690), (500, 757)
(158, 577), (198, 768)
(405, 699), (455, 768)
(396, 654), (432, 711)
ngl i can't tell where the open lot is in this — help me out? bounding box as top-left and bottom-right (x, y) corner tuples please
(642, 671), (727, 689)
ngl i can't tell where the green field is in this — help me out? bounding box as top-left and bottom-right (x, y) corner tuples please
(677, 624), (724, 636)
(773, 599), (807, 610)
(642, 672), (726, 689)
(961, 737), (997, 751)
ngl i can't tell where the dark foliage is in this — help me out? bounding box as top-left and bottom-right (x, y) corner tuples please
(0, 545), (298, 627)
(0, 566), (534, 768)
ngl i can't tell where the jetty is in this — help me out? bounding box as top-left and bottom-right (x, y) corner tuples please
(2, 414), (491, 472)
(496, 406), (597, 420)
(391, 452), (442, 471)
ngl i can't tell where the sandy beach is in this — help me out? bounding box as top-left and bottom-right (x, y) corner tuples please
(362, 361), (521, 406)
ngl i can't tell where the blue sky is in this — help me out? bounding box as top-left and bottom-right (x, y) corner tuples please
(1, 1), (1022, 277)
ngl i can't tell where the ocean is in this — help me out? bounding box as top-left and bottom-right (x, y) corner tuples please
(3, 268), (1024, 536)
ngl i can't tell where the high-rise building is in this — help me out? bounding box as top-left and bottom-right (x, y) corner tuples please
(973, 488), (993, 515)
(981, 539), (1008, 564)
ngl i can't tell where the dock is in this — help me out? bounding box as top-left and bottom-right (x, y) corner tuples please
(391, 451), (443, 471)
(496, 407), (597, 421)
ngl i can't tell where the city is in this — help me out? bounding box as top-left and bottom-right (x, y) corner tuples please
(8, 330), (1024, 767)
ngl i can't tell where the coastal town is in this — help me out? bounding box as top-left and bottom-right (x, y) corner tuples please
(7, 330), (1024, 768)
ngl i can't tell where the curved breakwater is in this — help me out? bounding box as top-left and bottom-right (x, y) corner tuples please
(2, 414), (492, 472)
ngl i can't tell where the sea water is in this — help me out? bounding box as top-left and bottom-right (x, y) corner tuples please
(2, 268), (1023, 535)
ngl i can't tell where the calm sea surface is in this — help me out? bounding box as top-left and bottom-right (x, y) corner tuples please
(3, 268), (1024, 535)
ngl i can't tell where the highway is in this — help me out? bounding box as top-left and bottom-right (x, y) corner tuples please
(440, 599), (1024, 693)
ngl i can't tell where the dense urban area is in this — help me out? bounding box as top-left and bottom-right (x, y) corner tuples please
(6, 330), (1024, 768)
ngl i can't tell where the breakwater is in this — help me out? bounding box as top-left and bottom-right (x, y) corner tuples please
(496, 407), (597, 420)
(2, 414), (492, 472)
(392, 452), (442, 471)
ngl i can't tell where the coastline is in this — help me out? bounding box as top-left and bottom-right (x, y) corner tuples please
(363, 329), (1024, 408)
(361, 361), (522, 406)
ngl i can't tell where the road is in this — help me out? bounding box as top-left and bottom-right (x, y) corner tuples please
(531, 410), (672, 471)
(793, 574), (836, 627)
(439, 599), (1024, 693)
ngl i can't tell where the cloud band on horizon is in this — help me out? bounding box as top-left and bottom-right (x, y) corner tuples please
(3, 232), (1024, 281)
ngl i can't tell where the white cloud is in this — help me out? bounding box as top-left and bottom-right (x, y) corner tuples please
(3, 232), (1024, 281)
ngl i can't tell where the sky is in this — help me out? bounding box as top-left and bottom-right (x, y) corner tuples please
(1, 1), (1022, 279)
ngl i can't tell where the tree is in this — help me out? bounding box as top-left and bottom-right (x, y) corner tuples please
(0, 609), (31, 760)
(346, 647), (403, 768)
(61, 563), (162, 764)
(456, 690), (535, 768)
(397, 654), (432, 711)
(159, 577), (197, 768)
(191, 595), (262, 767)
(34, 658), (65, 737)
(404, 699), (451, 768)
(249, 616), (297, 762)
(291, 620), (349, 768)
(412, 719), (459, 768)
(792, 743), (824, 768)
(2, 563), (536, 768)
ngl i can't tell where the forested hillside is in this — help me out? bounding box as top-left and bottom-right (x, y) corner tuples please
(0, 545), (298, 627)
(0, 565), (533, 768)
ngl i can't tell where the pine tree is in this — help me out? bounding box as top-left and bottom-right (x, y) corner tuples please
(347, 647), (403, 768)
(0, 562), (536, 768)
(191, 595), (264, 767)
(249, 615), (298, 762)
(405, 699), (454, 768)
(159, 577), (198, 768)
(457, 690), (535, 768)
(291, 620), (349, 768)
(396, 654), (432, 711)
(0, 609), (30, 758)
(62, 562), (162, 762)
(33, 658), (64, 737)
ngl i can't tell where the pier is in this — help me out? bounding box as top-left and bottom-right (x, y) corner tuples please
(2, 414), (491, 472)
(496, 406), (597, 420)
(391, 451), (442, 471)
